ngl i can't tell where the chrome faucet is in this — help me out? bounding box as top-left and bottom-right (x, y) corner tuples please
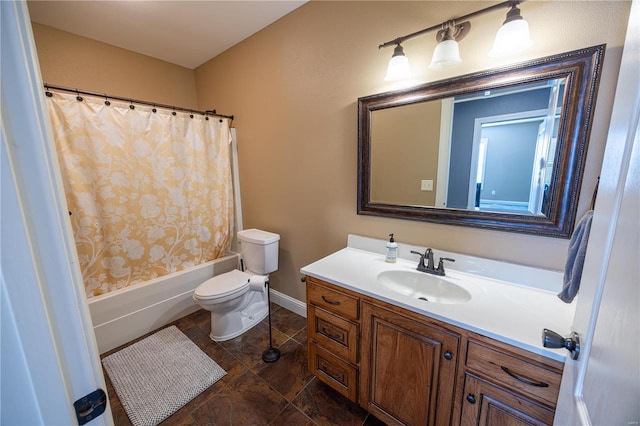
(410, 248), (455, 276)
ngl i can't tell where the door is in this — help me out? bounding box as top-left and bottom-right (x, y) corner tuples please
(1, 2), (111, 424)
(554, 1), (640, 423)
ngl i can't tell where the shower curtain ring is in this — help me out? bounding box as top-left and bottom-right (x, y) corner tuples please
(129, 100), (135, 110)
(152, 103), (157, 113)
(104, 94), (110, 106)
(75, 89), (83, 102)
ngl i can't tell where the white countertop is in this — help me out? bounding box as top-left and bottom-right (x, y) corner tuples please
(301, 238), (576, 362)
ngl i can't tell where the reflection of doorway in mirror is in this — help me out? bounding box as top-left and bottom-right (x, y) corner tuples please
(467, 111), (559, 214)
(445, 78), (565, 214)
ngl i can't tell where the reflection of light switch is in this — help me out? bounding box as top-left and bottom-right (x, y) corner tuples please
(491, 190), (496, 195)
(421, 180), (433, 191)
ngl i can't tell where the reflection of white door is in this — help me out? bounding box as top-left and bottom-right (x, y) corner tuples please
(554, 1), (639, 423)
(529, 80), (561, 214)
(527, 122), (546, 213)
(436, 98), (454, 207)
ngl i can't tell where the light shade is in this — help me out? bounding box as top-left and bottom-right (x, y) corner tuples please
(489, 6), (533, 57)
(429, 39), (462, 69)
(384, 44), (411, 81)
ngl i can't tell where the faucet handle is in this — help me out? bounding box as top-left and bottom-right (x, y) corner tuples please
(410, 250), (426, 268)
(437, 257), (456, 274)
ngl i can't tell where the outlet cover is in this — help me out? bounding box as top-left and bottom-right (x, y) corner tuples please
(421, 180), (434, 191)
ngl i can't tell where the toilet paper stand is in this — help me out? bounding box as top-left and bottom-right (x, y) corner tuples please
(262, 279), (281, 363)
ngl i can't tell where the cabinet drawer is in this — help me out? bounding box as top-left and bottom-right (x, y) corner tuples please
(466, 341), (561, 406)
(307, 279), (359, 321)
(309, 343), (358, 402)
(308, 305), (359, 363)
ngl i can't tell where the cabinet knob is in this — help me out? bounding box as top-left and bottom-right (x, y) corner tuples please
(300, 277), (306, 283)
(443, 351), (453, 360)
(466, 394), (476, 404)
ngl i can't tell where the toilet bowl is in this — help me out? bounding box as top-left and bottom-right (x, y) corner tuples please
(193, 229), (280, 341)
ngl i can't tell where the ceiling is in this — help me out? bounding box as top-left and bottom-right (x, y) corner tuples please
(27, 1), (308, 69)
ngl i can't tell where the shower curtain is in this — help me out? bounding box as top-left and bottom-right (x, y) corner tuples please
(46, 92), (234, 298)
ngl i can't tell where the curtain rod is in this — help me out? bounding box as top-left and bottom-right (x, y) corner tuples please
(43, 83), (234, 121)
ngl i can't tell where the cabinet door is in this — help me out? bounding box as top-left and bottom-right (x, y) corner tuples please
(360, 302), (459, 426)
(460, 374), (555, 426)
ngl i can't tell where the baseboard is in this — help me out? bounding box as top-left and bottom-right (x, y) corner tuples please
(270, 289), (307, 318)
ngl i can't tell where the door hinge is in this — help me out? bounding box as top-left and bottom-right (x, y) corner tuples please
(74, 389), (107, 425)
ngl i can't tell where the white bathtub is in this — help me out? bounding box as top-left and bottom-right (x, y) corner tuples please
(88, 254), (239, 354)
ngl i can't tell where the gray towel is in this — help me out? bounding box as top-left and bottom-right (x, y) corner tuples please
(558, 210), (594, 303)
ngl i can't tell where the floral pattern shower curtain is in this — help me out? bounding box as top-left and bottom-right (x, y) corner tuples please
(47, 92), (234, 298)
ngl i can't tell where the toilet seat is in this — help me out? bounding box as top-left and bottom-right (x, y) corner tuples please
(194, 269), (251, 301)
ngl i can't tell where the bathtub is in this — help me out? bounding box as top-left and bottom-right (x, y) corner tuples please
(88, 254), (239, 354)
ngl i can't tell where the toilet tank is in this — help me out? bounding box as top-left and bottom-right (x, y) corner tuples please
(237, 229), (280, 274)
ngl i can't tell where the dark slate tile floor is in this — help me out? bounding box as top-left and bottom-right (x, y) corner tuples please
(102, 303), (386, 425)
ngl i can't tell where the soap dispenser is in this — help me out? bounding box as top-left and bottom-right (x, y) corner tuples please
(385, 233), (398, 263)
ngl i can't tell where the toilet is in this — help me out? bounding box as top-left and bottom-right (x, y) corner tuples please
(193, 228), (280, 341)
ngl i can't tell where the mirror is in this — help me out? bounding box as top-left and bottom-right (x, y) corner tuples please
(358, 45), (605, 237)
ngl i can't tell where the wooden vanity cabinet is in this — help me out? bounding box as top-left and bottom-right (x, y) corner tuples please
(304, 276), (564, 426)
(359, 302), (460, 426)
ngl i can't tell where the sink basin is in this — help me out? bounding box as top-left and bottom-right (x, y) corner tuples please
(376, 270), (471, 304)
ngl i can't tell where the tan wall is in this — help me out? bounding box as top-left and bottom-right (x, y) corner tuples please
(32, 23), (197, 108)
(31, 2), (631, 304)
(195, 1), (630, 302)
(370, 102), (440, 206)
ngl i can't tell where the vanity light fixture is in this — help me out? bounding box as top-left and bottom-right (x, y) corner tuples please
(379, 0), (532, 80)
(384, 43), (411, 81)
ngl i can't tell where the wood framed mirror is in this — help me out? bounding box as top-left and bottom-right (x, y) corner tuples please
(358, 45), (605, 238)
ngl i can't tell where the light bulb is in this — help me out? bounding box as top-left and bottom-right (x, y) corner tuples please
(384, 44), (411, 81)
(430, 39), (462, 69)
(489, 7), (533, 57)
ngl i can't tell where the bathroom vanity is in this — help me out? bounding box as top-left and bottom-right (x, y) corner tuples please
(301, 235), (574, 426)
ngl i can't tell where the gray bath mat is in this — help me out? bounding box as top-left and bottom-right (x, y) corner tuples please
(102, 325), (226, 426)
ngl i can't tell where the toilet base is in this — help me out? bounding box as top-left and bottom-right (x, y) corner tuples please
(207, 295), (269, 342)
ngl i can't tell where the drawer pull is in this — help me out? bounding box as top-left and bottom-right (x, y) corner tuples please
(321, 327), (342, 340)
(321, 295), (341, 305)
(443, 351), (453, 360)
(466, 394), (476, 404)
(501, 366), (549, 388)
(321, 367), (342, 381)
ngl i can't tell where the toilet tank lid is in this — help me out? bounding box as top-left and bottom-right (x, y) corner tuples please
(238, 229), (280, 245)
